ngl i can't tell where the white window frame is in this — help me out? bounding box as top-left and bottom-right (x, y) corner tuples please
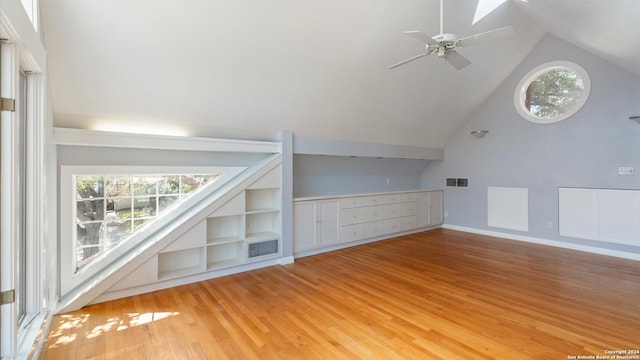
(59, 165), (246, 296)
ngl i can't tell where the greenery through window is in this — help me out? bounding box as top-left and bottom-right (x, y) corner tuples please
(515, 61), (590, 124)
(75, 174), (220, 270)
(525, 69), (584, 119)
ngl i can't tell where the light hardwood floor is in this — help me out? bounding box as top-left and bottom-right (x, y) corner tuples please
(41, 229), (639, 359)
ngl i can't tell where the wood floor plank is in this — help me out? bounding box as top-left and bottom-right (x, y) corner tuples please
(41, 229), (640, 359)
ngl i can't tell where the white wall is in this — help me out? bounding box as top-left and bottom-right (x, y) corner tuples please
(292, 135), (441, 198)
(294, 154), (431, 198)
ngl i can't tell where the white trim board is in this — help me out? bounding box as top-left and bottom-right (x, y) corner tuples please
(91, 257), (286, 305)
(293, 225), (442, 259)
(279, 256), (295, 265)
(442, 224), (640, 261)
(54, 127), (282, 153)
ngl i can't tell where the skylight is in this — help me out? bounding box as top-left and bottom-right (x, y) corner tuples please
(472, 0), (509, 25)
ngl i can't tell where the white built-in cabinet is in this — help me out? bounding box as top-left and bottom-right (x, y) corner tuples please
(292, 200), (339, 253)
(293, 190), (443, 255)
(417, 191), (443, 227)
(155, 168), (281, 281)
(559, 187), (640, 247)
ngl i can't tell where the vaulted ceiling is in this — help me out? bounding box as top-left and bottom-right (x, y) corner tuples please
(41, 0), (640, 149)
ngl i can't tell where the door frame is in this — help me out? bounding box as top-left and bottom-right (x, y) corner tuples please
(1, 1), (47, 357)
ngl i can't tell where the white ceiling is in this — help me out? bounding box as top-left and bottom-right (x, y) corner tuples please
(41, 0), (640, 149)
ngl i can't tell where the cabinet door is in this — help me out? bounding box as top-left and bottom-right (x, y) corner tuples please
(318, 200), (339, 246)
(559, 188), (598, 240)
(598, 190), (640, 246)
(428, 191), (444, 226)
(293, 202), (317, 252)
(416, 192), (429, 227)
(559, 188), (640, 246)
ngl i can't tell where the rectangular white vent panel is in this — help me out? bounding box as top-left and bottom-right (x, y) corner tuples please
(559, 188), (640, 246)
(487, 187), (529, 232)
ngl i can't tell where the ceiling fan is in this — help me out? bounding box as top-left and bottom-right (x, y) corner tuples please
(388, 0), (514, 70)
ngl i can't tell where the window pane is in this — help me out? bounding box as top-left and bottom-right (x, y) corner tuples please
(106, 176), (131, 197)
(158, 195), (180, 212)
(110, 198), (132, 220)
(158, 175), (180, 195)
(134, 218), (150, 230)
(133, 176), (157, 195)
(77, 199), (104, 222)
(525, 69), (585, 119)
(102, 214), (132, 250)
(134, 197), (157, 218)
(76, 176), (104, 198)
(76, 221), (103, 266)
(181, 174), (219, 194)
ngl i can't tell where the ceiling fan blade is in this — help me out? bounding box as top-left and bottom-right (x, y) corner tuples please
(445, 50), (471, 70)
(387, 53), (429, 69)
(456, 26), (514, 47)
(404, 31), (439, 46)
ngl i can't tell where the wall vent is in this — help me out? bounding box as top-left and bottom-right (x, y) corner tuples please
(248, 239), (279, 258)
(446, 178), (468, 187)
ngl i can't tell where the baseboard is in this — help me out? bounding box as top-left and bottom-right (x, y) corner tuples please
(442, 224), (640, 261)
(293, 225), (441, 259)
(90, 257), (284, 305)
(279, 256), (295, 265)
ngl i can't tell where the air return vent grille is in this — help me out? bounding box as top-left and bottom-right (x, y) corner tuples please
(248, 239), (279, 258)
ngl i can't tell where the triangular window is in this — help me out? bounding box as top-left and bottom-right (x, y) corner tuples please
(73, 171), (232, 271)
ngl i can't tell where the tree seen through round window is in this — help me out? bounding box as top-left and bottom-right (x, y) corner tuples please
(515, 61), (591, 124)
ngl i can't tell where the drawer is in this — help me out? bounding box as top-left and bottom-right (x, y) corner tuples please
(359, 205), (385, 222)
(341, 205), (386, 225)
(340, 207), (361, 225)
(339, 195), (379, 209)
(385, 202), (417, 218)
(387, 192), (417, 203)
(363, 220), (391, 238)
(387, 216), (417, 233)
(340, 224), (364, 242)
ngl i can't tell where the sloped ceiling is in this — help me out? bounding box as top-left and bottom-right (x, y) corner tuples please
(41, 0), (639, 149)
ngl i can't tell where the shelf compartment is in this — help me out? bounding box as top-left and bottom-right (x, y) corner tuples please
(207, 215), (244, 244)
(246, 211), (280, 236)
(207, 241), (243, 270)
(246, 188), (280, 213)
(158, 248), (204, 280)
(245, 231), (280, 242)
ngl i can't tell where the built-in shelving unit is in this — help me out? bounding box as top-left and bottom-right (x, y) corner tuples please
(155, 166), (282, 280)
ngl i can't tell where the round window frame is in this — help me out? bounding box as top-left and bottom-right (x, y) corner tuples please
(514, 61), (591, 124)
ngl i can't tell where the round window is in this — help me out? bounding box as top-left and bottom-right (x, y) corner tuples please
(514, 61), (590, 124)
